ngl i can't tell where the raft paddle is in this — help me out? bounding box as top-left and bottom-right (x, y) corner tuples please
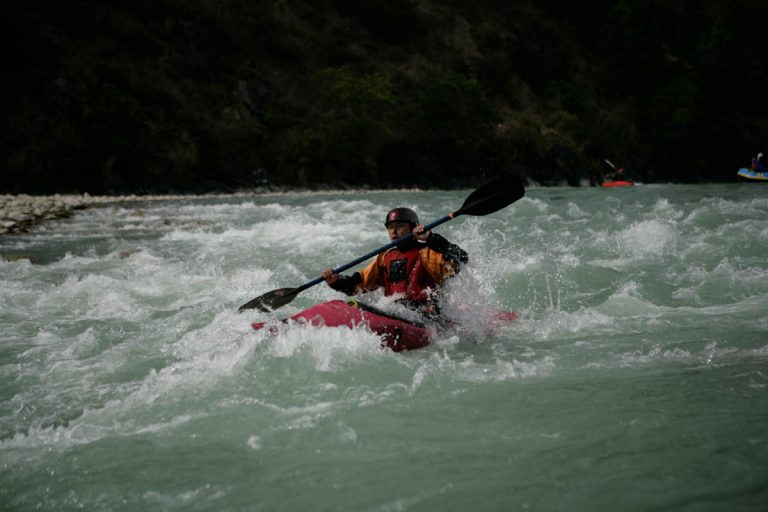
(238, 175), (526, 313)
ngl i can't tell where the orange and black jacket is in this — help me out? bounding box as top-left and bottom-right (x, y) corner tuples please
(328, 233), (468, 301)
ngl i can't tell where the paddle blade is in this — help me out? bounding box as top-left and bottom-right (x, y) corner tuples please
(457, 175), (525, 217)
(238, 287), (300, 313)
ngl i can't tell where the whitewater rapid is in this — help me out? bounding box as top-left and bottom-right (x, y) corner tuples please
(1, 184), (766, 511)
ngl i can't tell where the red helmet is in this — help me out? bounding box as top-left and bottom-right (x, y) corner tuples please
(384, 207), (419, 227)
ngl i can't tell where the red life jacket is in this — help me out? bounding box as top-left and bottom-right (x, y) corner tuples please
(381, 246), (435, 302)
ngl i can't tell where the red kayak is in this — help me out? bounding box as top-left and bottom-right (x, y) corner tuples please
(600, 180), (634, 188)
(252, 299), (517, 352)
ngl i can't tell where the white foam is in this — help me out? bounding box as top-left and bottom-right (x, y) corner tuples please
(266, 322), (388, 371)
(615, 219), (678, 259)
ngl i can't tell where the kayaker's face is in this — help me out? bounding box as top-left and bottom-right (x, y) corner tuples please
(386, 221), (413, 241)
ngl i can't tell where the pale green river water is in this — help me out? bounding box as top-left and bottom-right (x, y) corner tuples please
(1, 183), (766, 511)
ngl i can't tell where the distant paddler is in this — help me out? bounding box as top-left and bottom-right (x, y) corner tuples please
(752, 152), (765, 173)
(601, 159), (634, 187)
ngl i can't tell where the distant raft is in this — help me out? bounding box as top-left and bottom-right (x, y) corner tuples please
(737, 167), (768, 181)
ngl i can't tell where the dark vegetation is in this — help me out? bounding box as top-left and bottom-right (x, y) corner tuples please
(2, 0), (767, 193)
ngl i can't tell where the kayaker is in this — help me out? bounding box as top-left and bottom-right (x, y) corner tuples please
(322, 207), (468, 317)
(612, 167), (630, 182)
(752, 153), (765, 172)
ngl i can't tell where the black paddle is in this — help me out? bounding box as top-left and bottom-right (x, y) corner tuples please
(238, 175), (526, 313)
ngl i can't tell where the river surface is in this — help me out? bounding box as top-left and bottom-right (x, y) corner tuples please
(1, 183), (767, 511)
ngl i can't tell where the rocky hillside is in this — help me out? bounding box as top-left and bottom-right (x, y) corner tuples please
(3, 0), (767, 193)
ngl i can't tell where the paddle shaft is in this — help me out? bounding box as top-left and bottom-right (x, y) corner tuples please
(293, 212), (458, 294)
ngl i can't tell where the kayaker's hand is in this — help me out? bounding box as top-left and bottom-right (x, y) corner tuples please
(322, 268), (340, 285)
(413, 224), (430, 242)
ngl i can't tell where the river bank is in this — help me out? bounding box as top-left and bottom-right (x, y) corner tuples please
(0, 194), (140, 235)
(0, 191), (280, 236)
(0, 180), (505, 236)
(0, 185), (432, 236)
(0, 194), (217, 235)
